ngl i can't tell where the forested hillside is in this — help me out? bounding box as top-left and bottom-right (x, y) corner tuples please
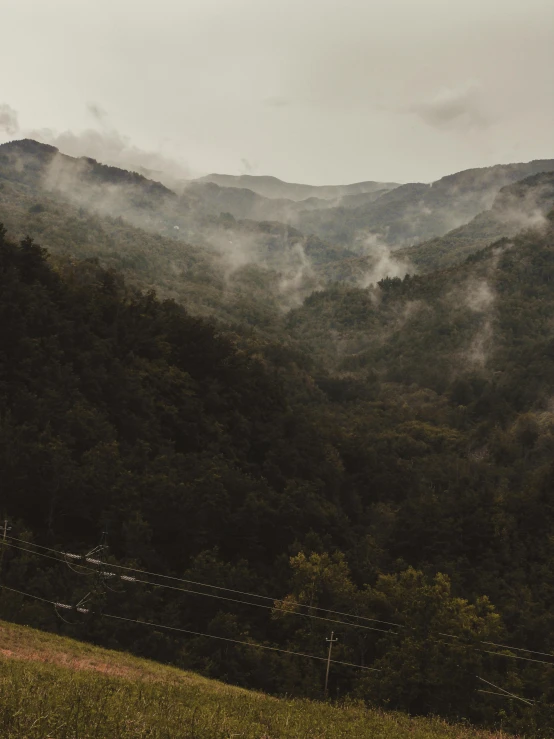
(296, 160), (554, 248)
(2, 209), (554, 734)
(0, 139), (356, 324)
(401, 171), (554, 272)
(2, 138), (554, 735)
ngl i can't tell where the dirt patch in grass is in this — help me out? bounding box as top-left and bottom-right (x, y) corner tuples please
(0, 622), (184, 682)
(1, 645), (135, 678)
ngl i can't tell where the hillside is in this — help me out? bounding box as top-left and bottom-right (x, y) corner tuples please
(0, 139), (391, 235)
(3, 219), (554, 734)
(400, 171), (554, 272)
(297, 160), (554, 248)
(4, 145), (554, 733)
(289, 209), (554, 380)
(0, 620), (511, 739)
(0, 139), (354, 323)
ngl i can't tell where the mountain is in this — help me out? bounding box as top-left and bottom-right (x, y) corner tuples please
(196, 173), (399, 201)
(0, 139), (355, 321)
(296, 159), (554, 248)
(399, 170), (554, 272)
(289, 209), (554, 397)
(4, 139), (554, 732)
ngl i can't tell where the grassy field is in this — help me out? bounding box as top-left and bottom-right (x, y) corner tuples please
(0, 619), (511, 739)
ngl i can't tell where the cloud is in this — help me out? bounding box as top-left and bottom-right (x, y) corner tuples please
(240, 157), (254, 173)
(465, 279), (495, 312)
(1, 101), (190, 187)
(357, 233), (412, 288)
(263, 96), (289, 108)
(29, 124), (191, 186)
(87, 103), (108, 124)
(0, 104), (19, 137)
(409, 84), (492, 131)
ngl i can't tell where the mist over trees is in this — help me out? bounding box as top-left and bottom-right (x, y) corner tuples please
(2, 139), (554, 735)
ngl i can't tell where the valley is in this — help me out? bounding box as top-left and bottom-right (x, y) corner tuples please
(1, 137), (554, 736)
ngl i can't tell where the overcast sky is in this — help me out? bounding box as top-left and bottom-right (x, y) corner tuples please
(1, 0), (553, 184)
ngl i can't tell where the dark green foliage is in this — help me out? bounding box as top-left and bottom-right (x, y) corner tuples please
(3, 208), (554, 737)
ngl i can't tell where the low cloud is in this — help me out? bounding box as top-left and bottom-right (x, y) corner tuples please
(0, 104), (19, 137)
(465, 279), (495, 312)
(240, 157), (255, 174)
(409, 84), (492, 132)
(277, 241), (322, 308)
(1, 101), (190, 187)
(468, 318), (493, 366)
(357, 233), (412, 288)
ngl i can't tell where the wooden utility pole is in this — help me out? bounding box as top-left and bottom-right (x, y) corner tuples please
(324, 631), (338, 698)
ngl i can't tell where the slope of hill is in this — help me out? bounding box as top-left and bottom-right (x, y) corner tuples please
(0, 140), (396, 229)
(289, 209), (554, 389)
(0, 139), (355, 321)
(297, 159), (554, 248)
(3, 218), (554, 733)
(399, 171), (554, 272)
(5, 143), (554, 733)
(196, 172), (399, 201)
(0, 621), (507, 739)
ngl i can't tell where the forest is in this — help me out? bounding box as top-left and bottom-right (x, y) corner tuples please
(2, 140), (554, 735)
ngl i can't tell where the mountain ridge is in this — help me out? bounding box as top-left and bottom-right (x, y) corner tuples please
(196, 172), (400, 201)
(401, 169), (554, 271)
(296, 158), (554, 248)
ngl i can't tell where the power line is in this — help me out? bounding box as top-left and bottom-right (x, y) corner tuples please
(476, 675), (534, 707)
(437, 630), (554, 666)
(3, 582), (544, 728)
(6, 536), (554, 668)
(2, 584), (58, 606)
(481, 639), (554, 660)
(3, 538), (398, 634)
(4, 534), (402, 629)
(2, 584), (380, 673)
(103, 613), (380, 671)
(480, 649), (554, 668)
(5, 540), (93, 568)
(120, 574), (395, 634)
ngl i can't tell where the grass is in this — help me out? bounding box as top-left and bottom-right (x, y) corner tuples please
(0, 619), (510, 739)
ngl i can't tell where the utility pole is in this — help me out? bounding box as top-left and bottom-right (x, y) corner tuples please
(324, 631), (338, 699)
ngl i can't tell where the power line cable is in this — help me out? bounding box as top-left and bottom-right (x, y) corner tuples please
(480, 649), (554, 668)
(121, 573), (395, 634)
(103, 612), (380, 671)
(3, 584), (544, 718)
(1, 584), (380, 673)
(3, 538), (398, 633)
(6, 537), (554, 667)
(5, 534), (402, 629)
(476, 675), (534, 706)
(481, 639), (554, 660)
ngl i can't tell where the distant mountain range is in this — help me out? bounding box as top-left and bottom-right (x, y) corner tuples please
(1, 137), (553, 297)
(195, 173), (399, 201)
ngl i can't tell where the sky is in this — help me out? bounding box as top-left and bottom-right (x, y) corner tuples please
(1, 0), (553, 185)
